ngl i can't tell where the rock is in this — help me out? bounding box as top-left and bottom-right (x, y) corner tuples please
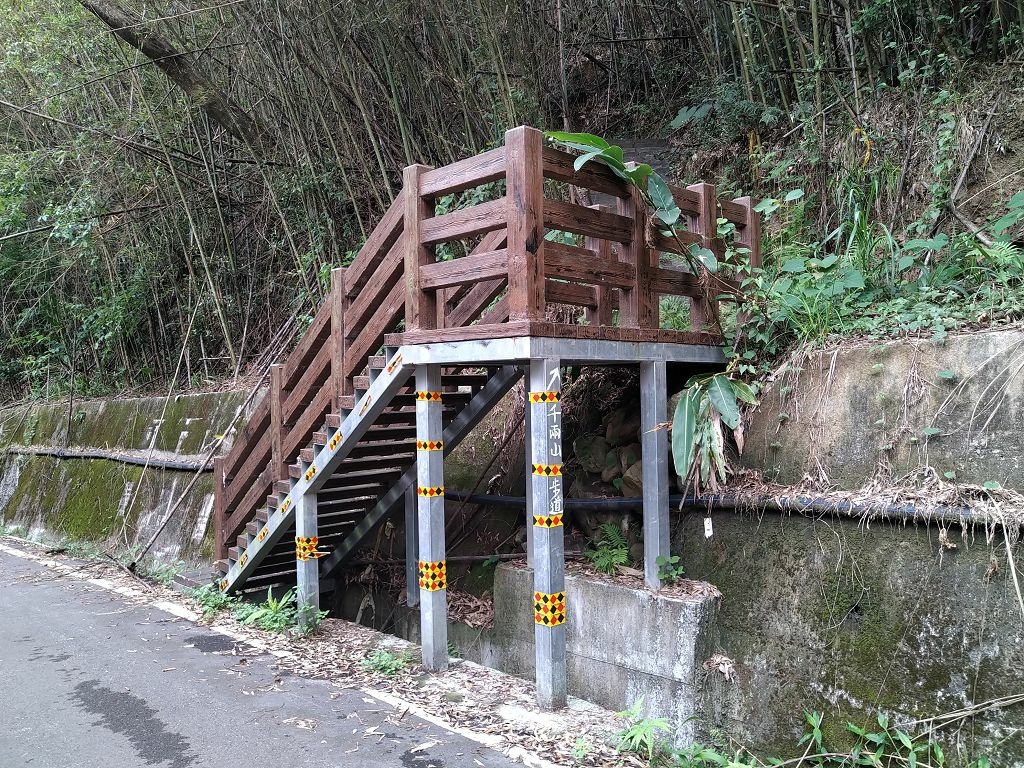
(628, 541), (644, 564)
(601, 447), (623, 483)
(621, 461), (644, 496)
(573, 434), (610, 474)
(619, 442), (642, 473)
(604, 408), (641, 447)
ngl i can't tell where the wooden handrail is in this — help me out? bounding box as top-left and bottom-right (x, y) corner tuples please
(213, 125), (761, 560)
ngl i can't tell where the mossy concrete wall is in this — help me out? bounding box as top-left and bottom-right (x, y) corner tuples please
(676, 510), (1024, 763)
(742, 329), (1024, 489)
(0, 391), (249, 563)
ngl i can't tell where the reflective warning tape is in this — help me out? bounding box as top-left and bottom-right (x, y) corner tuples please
(417, 486), (444, 498)
(534, 591), (566, 626)
(304, 464), (317, 482)
(328, 431), (343, 451)
(529, 391), (560, 404)
(238, 553), (249, 568)
(279, 497), (291, 515)
(359, 394), (373, 416)
(219, 578), (228, 592)
(418, 560), (447, 591)
(296, 536), (326, 561)
(532, 464), (562, 476)
(416, 391), (442, 401)
(533, 514), (563, 528)
(416, 439), (444, 451)
(385, 353), (403, 374)
(257, 527), (269, 543)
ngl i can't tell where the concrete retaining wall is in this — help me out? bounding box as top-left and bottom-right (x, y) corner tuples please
(392, 563), (720, 745)
(0, 391), (249, 563)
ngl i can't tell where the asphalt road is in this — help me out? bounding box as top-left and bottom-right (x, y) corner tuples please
(0, 546), (518, 768)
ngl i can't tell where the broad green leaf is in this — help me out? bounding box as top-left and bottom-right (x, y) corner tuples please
(784, 188), (805, 202)
(897, 254), (915, 271)
(574, 149), (604, 172)
(671, 389), (700, 481)
(1009, 190), (1024, 209)
(818, 254), (839, 269)
(691, 245), (718, 272)
(984, 480), (1002, 490)
(647, 173), (675, 211)
(754, 198), (780, 214)
(656, 207), (681, 226)
(707, 375), (740, 430)
(731, 379), (758, 405)
(843, 268), (866, 289)
(991, 211), (1020, 235)
(937, 369), (956, 380)
(781, 257), (806, 273)
(544, 130), (610, 150)
(922, 427), (941, 436)
(623, 162), (653, 185)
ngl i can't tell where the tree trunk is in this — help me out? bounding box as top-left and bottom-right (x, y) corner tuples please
(77, 0), (270, 151)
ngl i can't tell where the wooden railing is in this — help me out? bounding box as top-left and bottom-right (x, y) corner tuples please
(212, 125), (760, 560)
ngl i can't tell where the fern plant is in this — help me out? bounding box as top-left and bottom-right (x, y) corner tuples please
(585, 522), (629, 574)
(233, 587), (297, 632)
(615, 699), (673, 763)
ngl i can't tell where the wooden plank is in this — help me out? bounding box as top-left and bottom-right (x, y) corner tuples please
(404, 164), (434, 332)
(420, 197), (507, 246)
(616, 185), (655, 327)
(669, 184), (702, 216)
(687, 182), (719, 333)
(283, 382), (334, 460)
(448, 279), (506, 328)
(282, 297), (332, 392)
(223, 433), (272, 512)
(345, 243), (402, 339)
(505, 126), (546, 322)
(522, 321), (720, 345)
(545, 280), (600, 308)
(344, 278), (404, 381)
(223, 395), (269, 479)
(650, 228), (705, 255)
(648, 266), (704, 297)
(545, 242), (635, 289)
(420, 147), (506, 197)
(331, 267), (350, 400)
(541, 145), (629, 197)
(399, 321), (532, 344)
(585, 205), (614, 326)
(222, 461), (273, 545)
(346, 190), (405, 294)
(719, 198), (746, 224)
(543, 200), (633, 243)
(479, 292), (509, 324)
(283, 340), (331, 424)
(420, 249), (508, 290)
(270, 365), (286, 482)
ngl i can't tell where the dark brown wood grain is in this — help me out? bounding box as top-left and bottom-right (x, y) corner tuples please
(420, 147), (506, 197)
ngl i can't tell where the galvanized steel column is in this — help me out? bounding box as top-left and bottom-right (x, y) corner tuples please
(640, 360), (670, 589)
(528, 358), (566, 709)
(415, 364), (447, 671)
(294, 488), (321, 629)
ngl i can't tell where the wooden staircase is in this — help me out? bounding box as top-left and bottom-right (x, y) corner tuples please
(212, 125), (761, 598)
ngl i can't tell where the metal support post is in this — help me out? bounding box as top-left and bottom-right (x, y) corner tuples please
(415, 364), (447, 671)
(528, 358), (566, 709)
(640, 360), (670, 589)
(295, 488), (321, 630)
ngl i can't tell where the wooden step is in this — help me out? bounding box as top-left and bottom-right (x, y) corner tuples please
(237, 534), (249, 548)
(368, 355), (385, 370)
(266, 495), (278, 508)
(327, 467), (403, 484)
(338, 453), (414, 472)
(338, 392), (472, 410)
(317, 483), (388, 503)
(228, 546), (241, 560)
(348, 439), (416, 458)
(312, 430), (329, 444)
(300, 448), (315, 463)
(325, 414), (342, 428)
(216, 559), (229, 574)
(256, 508), (269, 523)
(276, 480), (292, 494)
(247, 522), (259, 535)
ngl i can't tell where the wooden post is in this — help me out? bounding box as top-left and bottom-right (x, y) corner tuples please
(404, 166), (434, 332)
(528, 358), (566, 709)
(213, 456), (226, 561)
(295, 488), (320, 630)
(617, 185), (656, 328)
(416, 364), (447, 671)
(331, 267), (351, 401)
(585, 205), (614, 327)
(269, 365), (287, 481)
(640, 360), (669, 589)
(505, 126), (545, 323)
(687, 182), (720, 333)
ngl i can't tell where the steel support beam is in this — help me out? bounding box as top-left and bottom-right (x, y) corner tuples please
(294, 487), (321, 629)
(405, 484), (419, 608)
(528, 358), (566, 709)
(416, 364), (447, 671)
(640, 360), (670, 589)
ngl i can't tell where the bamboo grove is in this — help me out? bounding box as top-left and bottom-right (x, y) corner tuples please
(0, 0), (1019, 399)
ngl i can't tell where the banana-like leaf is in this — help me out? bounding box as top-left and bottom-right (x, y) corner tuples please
(707, 374), (740, 429)
(670, 388), (700, 484)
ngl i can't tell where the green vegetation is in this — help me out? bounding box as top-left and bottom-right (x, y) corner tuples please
(190, 583), (238, 620)
(584, 522), (630, 574)
(359, 649), (414, 676)
(613, 704), (993, 768)
(655, 554), (684, 584)
(233, 588), (298, 632)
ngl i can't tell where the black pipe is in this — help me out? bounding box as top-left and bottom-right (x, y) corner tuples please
(444, 490), (1006, 528)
